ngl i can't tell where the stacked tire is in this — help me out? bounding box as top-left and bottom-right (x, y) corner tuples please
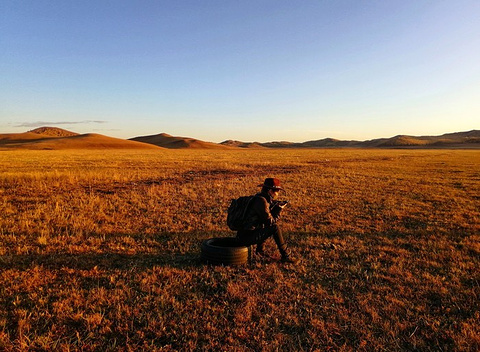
(201, 237), (250, 265)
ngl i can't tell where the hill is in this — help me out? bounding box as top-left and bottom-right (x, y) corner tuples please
(220, 130), (480, 149)
(0, 128), (163, 150)
(302, 138), (359, 148)
(220, 140), (267, 148)
(362, 130), (480, 148)
(220, 140), (299, 148)
(28, 127), (79, 137)
(0, 127), (79, 146)
(2, 127), (478, 150)
(367, 135), (431, 147)
(130, 133), (234, 149)
(21, 133), (163, 150)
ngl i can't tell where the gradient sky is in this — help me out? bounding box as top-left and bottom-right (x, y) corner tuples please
(1, 1), (479, 142)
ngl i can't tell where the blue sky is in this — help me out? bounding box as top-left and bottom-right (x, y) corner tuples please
(1, 1), (479, 142)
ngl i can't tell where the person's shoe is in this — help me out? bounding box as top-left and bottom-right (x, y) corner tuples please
(255, 249), (272, 259)
(255, 242), (270, 258)
(280, 255), (296, 264)
(278, 243), (296, 263)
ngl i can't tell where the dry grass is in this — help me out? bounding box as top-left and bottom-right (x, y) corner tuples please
(0, 149), (479, 351)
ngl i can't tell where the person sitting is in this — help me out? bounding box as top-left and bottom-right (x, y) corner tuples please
(236, 178), (295, 263)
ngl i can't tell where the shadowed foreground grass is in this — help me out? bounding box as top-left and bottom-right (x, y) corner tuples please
(0, 149), (479, 351)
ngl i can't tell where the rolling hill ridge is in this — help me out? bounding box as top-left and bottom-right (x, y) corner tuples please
(221, 130), (480, 149)
(0, 127), (162, 150)
(130, 133), (233, 149)
(1, 127), (479, 149)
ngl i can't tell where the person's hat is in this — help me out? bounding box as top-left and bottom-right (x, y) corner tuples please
(258, 178), (284, 191)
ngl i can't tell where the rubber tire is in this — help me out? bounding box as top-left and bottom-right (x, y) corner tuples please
(201, 237), (250, 265)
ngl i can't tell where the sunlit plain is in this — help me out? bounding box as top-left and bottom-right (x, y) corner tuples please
(0, 149), (479, 351)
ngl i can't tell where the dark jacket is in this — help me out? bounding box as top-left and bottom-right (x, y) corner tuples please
(242, 192), (280, 230)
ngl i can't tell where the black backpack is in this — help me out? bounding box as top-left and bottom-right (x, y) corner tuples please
(226, 196), (255, 231)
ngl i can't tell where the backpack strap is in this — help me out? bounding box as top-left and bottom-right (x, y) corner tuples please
(241, 195), (256, 219)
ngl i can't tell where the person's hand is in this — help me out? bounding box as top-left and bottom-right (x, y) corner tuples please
(271, 207), (281, 219)
(271, 200), (288, 219)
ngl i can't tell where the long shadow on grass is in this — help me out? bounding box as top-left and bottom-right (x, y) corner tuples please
(0, 252), (202, 271)
(0, 230), (417, 272)
(0, 231), (235, 271)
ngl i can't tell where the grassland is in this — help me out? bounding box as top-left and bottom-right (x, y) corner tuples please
(0, 148), (479, 351)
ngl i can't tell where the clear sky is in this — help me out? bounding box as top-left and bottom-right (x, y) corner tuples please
(1, 1), (479, 142)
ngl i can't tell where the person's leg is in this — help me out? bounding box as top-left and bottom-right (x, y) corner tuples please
(238, 225), (295, 262)
(268, 224), (295, 262)
(237, 230), (272, 258)
(236, 228), (270, 247)
(255, 239), (271, 258)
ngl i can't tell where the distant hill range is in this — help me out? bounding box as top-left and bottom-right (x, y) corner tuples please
(0, 127), (479, 150)
(221, 130), (480, 149)
(0, 127), (162, 150)
(130, 133), (233, 149)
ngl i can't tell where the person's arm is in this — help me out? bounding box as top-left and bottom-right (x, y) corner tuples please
(252, 196), (276, 226)
(270, 200), (287, 220)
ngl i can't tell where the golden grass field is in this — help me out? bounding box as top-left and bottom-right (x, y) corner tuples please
(0, 148), (479, 351)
